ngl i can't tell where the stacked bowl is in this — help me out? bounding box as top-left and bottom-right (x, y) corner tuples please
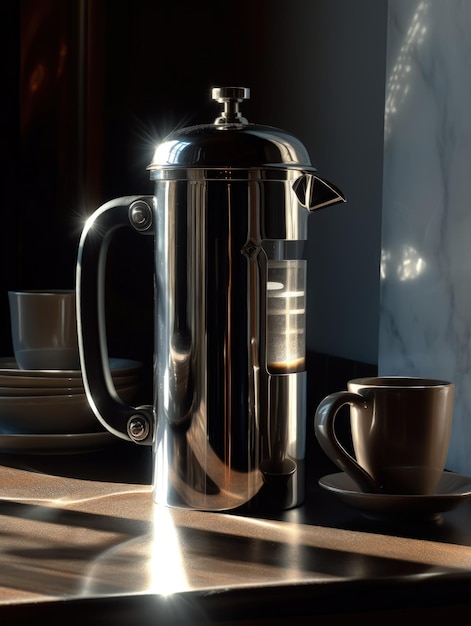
(0, 357), (143, 454)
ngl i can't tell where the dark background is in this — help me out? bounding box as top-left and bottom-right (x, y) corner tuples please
(1, 0), (386, 387)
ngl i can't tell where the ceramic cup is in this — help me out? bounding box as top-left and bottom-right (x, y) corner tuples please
(314, 377), (455, 495)
(8, 290), (80, 370)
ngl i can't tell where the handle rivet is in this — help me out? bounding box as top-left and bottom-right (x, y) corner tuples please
(128, 415), (150, 441)
(129, 200), (153, 231)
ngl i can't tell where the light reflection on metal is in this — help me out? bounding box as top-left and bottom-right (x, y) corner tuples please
(384, 0), (431, 141)
(151, 139), (191, 167)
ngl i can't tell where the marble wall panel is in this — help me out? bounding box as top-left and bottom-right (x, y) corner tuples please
(379, 0), (471, 473)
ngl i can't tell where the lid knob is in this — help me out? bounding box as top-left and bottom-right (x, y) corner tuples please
(212, 86), (250, 125)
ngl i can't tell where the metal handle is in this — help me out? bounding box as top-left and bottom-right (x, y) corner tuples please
(76, 195), (155, 444)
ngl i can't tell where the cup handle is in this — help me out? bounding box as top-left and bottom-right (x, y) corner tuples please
(76, 195), (155, 445)
(314, 391), (381, 493)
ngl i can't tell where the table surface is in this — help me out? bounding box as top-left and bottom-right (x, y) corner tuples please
(1, 438), (471, 625)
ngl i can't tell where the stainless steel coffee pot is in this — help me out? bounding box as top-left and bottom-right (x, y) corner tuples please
(76, 87), (345, 511)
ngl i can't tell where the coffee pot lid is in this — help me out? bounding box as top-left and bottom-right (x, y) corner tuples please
(147, 87), (315, 172)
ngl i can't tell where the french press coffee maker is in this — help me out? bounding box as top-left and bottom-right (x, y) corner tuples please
(77, 87), (345, 511)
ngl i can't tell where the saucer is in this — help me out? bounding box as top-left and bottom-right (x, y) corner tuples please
(0, 384), (139, 434)
(0, 357), (143, 383)
(0, 371), (139, 390)
(0, 431), (117, 455)
(319, 471), (471, 521)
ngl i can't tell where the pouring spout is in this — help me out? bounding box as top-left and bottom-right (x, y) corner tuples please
(293, 174), (346, 210)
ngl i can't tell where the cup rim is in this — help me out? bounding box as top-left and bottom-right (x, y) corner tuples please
(349, 376), (453, 389)
(8, 289), (75, 296)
